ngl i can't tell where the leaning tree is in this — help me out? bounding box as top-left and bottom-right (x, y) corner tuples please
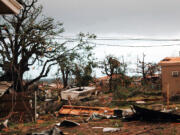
(0, 0), (74, 92)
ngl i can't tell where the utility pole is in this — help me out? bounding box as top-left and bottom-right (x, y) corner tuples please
(34, 90), (37, 122)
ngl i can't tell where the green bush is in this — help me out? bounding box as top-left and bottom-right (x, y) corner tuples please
(113, 84), (161, 100)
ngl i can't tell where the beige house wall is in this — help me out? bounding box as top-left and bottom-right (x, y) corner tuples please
(161, 65), (180, 98)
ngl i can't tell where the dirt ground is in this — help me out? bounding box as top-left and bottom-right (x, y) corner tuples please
(61, 121), (180, 135)
(1, 91), (180, 135)
(55, 117), (180, 135)
(1, 115), (180, 135)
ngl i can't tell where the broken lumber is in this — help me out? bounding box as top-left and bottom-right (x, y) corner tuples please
(59, 105), (114, 116)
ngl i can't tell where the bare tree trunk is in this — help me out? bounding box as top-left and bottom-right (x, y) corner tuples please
(109, 76), (112, 92)
(61, 68), (69, 88)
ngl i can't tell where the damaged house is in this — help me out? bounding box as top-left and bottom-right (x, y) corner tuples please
(159, 57), (180, 99)
(0, 0), (22, 14)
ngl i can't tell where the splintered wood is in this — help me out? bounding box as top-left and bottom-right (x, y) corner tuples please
(59, 105), (114, 116)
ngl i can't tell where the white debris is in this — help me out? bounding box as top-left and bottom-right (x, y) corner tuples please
(92, 127), (104, 129)
(103, 128), (121, 133)
(61, 87), (96, 100)
(122, 109), (133, 118)
(136, 101), (146, 104)
(3, 119), (8, 128)
(56, 122), (61, 126)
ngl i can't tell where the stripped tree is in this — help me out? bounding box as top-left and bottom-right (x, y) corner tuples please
(0, 0), (79, 92)
(137, 53), (160, 85)
(56, 33), (96, 88)
(101, 55), (121, 92)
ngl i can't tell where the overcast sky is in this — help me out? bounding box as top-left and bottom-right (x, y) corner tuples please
(27, 0), (180, 78)
(39, 0), (180, 37)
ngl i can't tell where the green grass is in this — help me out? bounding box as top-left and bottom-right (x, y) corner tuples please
(24, 122), (36, 127)
(109, 119), (123, 127)
(38, 120), (55, 128)
(0, 129), (22, 135)
(171, 127), (177, 135)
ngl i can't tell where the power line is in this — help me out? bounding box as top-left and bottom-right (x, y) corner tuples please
(2, 33), (180, 48)
(88, 42), (180, 48)
(56, 37), (180, 41)
(53, 35), (180, 41)
(52, 37), (180, 47)
(62, 40), (180, 48)
(1, 33), (180, 41)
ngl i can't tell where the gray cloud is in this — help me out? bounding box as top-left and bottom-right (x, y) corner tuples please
(38, 0), (180, 36)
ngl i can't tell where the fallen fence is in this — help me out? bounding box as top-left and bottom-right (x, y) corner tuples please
(0, 92), (34, 123)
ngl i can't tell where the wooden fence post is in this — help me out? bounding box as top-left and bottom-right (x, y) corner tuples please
(167, 83), (170, 109)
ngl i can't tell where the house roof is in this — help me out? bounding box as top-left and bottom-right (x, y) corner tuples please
(97, 76), (109, 81)
(159, 57), (180, 66)
(97, 74), (127, 81)
(146, 74), (160, 79)
(0, 0), (23, 14)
